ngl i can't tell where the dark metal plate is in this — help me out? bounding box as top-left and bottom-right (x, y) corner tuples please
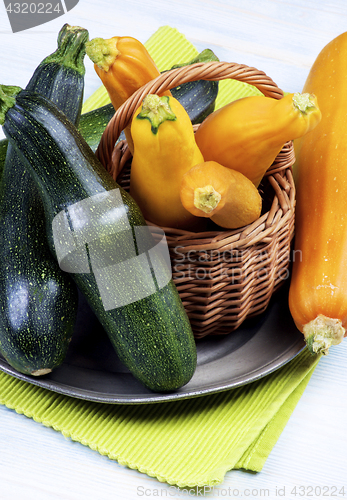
(0, 284), (305, 404)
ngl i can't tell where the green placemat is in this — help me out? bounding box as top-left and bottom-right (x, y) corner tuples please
(0, 25), (318, 488)
(0, 348), (320, 487)
(81, 25), (263, 114)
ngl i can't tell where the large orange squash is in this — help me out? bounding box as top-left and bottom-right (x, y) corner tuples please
(289, 32), (347, 355)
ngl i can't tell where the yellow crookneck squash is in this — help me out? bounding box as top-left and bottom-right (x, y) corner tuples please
(85, 36), (171, 154)
(194, 92), (322, 187)
(180, 160), (262, 229)
(130, 94), (206, 230)
(289, 31), (347, 355)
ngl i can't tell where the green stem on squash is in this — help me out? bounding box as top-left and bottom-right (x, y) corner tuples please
(136, 94), (176, 134)
(303, 314), (345, 355)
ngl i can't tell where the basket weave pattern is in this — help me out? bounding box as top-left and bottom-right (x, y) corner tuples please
(96, 62), (296, 338)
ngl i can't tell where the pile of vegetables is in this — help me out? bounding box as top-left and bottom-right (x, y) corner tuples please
(85, 33), (321, 231)
(0, 21), (344, 394)
(116, 90), (320, 232)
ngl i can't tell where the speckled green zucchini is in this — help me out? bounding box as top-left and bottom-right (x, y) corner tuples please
(0, 24), (89, 376)
(0, 86), (197, 392)
(0, 138), (6, 178)
(78, 102), (115, 152)
(0, 101), (115, 167)
(170, 49), (220, 124)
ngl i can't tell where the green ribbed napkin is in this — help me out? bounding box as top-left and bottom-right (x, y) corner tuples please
(0, 348), (319, 487)
(0, 26), (320, 488)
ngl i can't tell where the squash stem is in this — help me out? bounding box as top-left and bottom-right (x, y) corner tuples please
(292, 92), (318, 114)
(303, 314), (345, 355)
(136, 94), (176, 134)
(0, 85), (21, 125)
(41, 24), (89, 75)
(86, 37), (120, 72)
(194, 185), (222, 214)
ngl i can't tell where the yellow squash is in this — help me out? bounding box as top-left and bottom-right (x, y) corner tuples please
(289, 32), (347, 355)
(194, 92), (321, 187)
(130, 94), (206, 230)
(180, 161), (262, 229)
(85, 36), (171, 153)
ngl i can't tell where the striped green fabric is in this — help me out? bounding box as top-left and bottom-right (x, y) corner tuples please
(0, 348), (320, 487)
(81, 25), (262, 113)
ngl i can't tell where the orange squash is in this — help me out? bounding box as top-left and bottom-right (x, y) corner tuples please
(288, 32), (347, 355)
(180, 161), (262, 229)
(85, 36), (171, 153)
(194, 92), (321, 187)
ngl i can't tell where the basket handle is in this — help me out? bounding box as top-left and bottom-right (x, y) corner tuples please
(95, 60), (284, 169)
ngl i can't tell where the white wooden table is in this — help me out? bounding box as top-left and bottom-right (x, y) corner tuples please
(1, 1), (347, 498)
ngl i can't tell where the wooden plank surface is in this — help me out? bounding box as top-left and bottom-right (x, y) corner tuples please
(0, 1), (347, 498)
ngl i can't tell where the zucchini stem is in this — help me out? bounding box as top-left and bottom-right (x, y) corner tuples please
(171, 48), (219, 69)
(31, 368), (52, 376)
(0, 85), (21, 125)
(42, 24), (89, 75)
(303, 314), (346, 355)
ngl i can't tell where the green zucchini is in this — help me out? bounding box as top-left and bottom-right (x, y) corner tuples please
(0, 138), (6, 178)
(78, 102), (115, 152)
(0, 24), (89, 376)
(169, 49), (220, 124)
(0, 101), (114, 166)
(0, 86), (197, 392)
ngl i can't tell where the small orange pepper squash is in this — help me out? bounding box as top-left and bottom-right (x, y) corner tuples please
(85, 36), (171, 154)
(194, 92), (322, 187)
(289, 32), (347, 355)
(180, 160), (262, 229)
(130, 94), (206, 230)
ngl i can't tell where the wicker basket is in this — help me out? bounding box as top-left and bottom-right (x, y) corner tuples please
(96, 61), (296, 338)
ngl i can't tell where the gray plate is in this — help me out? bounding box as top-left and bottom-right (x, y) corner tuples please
(0, 285), (305, 404)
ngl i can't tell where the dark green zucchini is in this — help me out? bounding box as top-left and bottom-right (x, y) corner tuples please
(169, 49), (220, 124)
(0, 138), (6, 178)
(0, 24), (89, 376)
(78, 102), (115, 152)
(0, 86), (197, 392)
(0, 101), (113, 168)
(26, 23), (86, 126)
